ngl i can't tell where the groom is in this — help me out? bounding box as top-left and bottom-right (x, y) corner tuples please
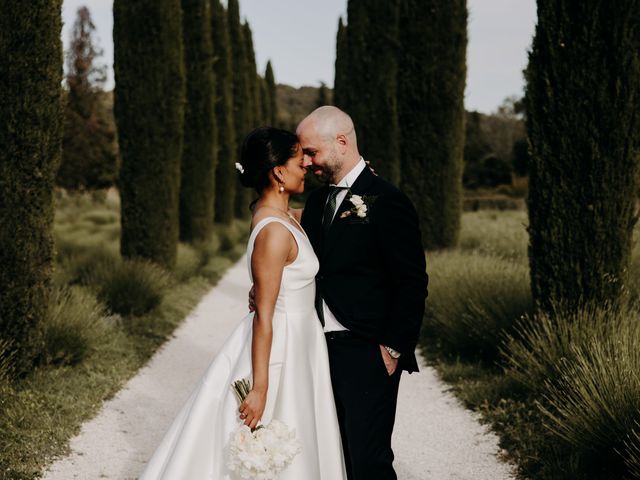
(297, 106), (428, 480)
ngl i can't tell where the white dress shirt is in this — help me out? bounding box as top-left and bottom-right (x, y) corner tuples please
(322, 157), (367, 333)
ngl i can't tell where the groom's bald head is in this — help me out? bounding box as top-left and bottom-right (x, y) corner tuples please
(296, 106), (361, 184)
(299, 106), (357, 145)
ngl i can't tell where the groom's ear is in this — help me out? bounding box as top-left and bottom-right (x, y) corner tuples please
(336, 134), (348, 154)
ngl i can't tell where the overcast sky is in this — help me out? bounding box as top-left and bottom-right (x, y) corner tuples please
(61, 0), (537, 113)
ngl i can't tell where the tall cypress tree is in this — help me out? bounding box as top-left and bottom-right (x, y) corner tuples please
(0, 0), (64, 372)
(211, 0), (236, 225)
(343, 1), (366, 134)
(315, 82), (331, 108)
(526, 1), (640, 312)
(345, 0), (401, 185)
(264, 60), (277, 126)
(114, 0), (185, 268)
(243, 22), (260, 128)
(333, 17), (348, 109)
(179, 0), (217, 242)
(398, 0), (467, 249)
(259, 77), (271, 126)
(228, 0), (252, 217)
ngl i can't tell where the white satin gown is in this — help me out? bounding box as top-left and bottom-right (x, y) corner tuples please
(139, 216), (348, 479)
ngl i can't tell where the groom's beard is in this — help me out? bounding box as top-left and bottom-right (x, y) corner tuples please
(315, 149), (342, 185)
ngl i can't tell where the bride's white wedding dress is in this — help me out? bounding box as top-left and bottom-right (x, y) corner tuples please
(140, 216), (347, 479)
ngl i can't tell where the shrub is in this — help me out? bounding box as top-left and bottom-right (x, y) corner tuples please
(200, 256), (234, 283)
(217, 221), (242, 251)
(423, 250), (532, 361)
(501, 305), (622, 395)
(192, 231), (221, 264)
(516, 304), (640, 476)
(60, 246), (120, 287)
(625, 427), (640, 480)
(37, 287), (110, 366)
(174, 243), (201, 282)
(541, 309), (640, 472)
(458, 210), (528, 263)
(98, 259), (170, 316)
(216, 219), (250, 251)
(80, 209), (118, 226)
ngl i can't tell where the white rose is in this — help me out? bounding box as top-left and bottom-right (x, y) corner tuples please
(350, 195), (364, 206)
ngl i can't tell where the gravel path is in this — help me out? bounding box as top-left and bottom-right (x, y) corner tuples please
(42, 256), (516, 480)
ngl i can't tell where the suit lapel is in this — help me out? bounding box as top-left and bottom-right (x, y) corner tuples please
(323, 167), (375, 260)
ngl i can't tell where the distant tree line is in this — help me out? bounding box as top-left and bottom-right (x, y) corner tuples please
(464, 97), (528, 190)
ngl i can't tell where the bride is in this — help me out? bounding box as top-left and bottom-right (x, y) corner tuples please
(140, 127), (347, 479)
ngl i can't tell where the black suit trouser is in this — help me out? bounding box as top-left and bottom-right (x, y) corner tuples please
(326, 333), (401, 480)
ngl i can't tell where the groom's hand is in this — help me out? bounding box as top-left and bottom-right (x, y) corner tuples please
(248, 285), (256, 312)
(379, 344), (398, 376)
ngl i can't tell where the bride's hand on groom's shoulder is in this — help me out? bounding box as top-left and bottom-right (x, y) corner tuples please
(239, 388), (267, 430)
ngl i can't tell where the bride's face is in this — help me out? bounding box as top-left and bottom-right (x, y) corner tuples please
(281, 144), (307, 194)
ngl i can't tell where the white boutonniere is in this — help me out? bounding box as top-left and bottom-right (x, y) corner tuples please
(340, 193), (377, 219)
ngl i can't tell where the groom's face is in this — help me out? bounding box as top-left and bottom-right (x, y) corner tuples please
(298, 127), (341, 185)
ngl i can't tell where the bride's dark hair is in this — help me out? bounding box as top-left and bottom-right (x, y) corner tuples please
(237, 126), (299, 194)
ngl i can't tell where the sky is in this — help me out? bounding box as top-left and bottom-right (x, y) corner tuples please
(61, 0), (537, 114)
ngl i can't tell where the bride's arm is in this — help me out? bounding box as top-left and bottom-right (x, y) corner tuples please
(239, 223), (293, 429)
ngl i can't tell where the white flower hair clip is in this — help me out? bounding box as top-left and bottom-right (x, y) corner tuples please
(235, 162), (244, 174)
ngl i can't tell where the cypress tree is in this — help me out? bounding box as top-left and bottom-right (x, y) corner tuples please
(0, 0), (64, 372)
(211, 0), (236, 225)
(259, 77), (271, 126)
(243, 22), (260, 128)
(228, 0), (252, 217)
(345, 0), (401, 185)
(526, 1), (640, 312)
(315, 81), (331, 108)
(264, 60), (277, 126)
(179, 0), (217, 242)
(343, 1), (366, 133)
(114, 0), (185, 268)
(333, 17), (348, 109)
(397, 0), (467, 249)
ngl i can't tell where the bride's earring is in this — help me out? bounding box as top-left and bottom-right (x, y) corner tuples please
(279, 185), (285, 193)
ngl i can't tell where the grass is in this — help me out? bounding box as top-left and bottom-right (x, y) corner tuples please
(97, 259), (171, 316)
(420, 209), (640, 480)
(458, 209), (529, 263)
(0, 189), (249, 480)
(423, 249), (532, 361)
(37, 287), (111, 366)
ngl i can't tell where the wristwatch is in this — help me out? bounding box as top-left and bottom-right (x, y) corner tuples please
(384, 346), (401, 359)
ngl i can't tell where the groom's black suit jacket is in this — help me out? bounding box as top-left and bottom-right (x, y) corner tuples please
(301, 166), (428, 373)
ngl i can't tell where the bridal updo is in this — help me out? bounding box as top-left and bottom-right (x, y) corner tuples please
(237, 126), (299, 193)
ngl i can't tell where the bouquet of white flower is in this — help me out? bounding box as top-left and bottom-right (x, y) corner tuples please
(227, 378), (301, 479)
